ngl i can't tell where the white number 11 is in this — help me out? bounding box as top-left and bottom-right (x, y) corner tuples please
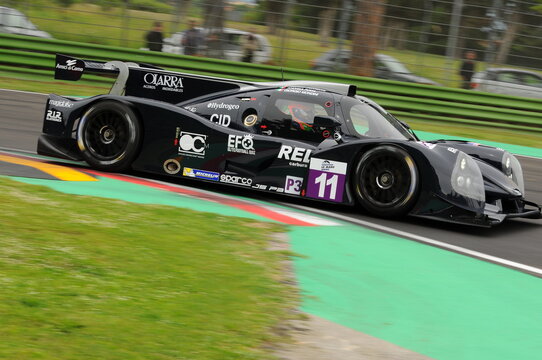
(314, 173), (338, 199)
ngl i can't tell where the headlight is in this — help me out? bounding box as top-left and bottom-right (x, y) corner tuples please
(451, 151), (485, 203)
(501, 152), (524, 194)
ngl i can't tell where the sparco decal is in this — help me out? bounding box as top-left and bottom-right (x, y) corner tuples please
(210, 113), (231, 127)
(177, 130), (208, 158)
(220, 174), (253, 186)
(143, 73), (184, 92)
(48, 99), (73, 108)
(277, 145), (312, 167)
(207, 102), (240, 111)
(227, 134), (255, 155)
(55, 59), (83, 72)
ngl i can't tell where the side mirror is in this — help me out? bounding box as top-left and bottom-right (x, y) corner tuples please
(313, 115), (341, 128)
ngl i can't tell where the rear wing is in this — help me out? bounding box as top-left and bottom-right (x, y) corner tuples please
(53, 54), (358, 103)
(53, 54), (244, 104)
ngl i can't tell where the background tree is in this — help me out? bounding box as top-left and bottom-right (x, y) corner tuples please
(202, 0), (225, 58)
(265, 0), (288, 35)
(349, 0), (386, 76)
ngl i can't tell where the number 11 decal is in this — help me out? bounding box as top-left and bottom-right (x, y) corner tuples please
(306, 158), (347, 203)
(314, 173), (338, 200)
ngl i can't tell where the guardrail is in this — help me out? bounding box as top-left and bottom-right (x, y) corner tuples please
(1, 33), (541, 133)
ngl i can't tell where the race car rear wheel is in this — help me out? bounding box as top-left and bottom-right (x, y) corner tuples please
(354, 145), (419, 217)
(77, 101), (141, 172)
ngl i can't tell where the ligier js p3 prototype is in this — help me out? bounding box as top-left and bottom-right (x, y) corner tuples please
(39, 54), (541, 226)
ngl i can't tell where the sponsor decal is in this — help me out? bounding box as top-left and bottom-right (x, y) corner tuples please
(55, 59), (83, 72)
(45, 109), (62, 122)
(227, 134), (255, 155)
(252, 184), (268, 190)
(417, 141), (437, 149)
(183, 167), (220, 181)
(177, 130), (208, 158)
(207, 102), (240, 111)
(48, 99), (73, 108)
(184, 106), (197, 113)
(143, 73), (184, 92)
(322, 130), (331, 138)
(277, 145), (312, 167)
(284, 175), (303, 195)
(269, 186), (284, 193)
(278, 87), (319, 96)
(220, 174), (253, 186)
(447, 147), (458, 154)
(210, 113), (231, 127)
(240, 97), (257, 101)
(306, 158), (347, 202)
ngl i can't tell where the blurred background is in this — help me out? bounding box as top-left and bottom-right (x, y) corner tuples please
(1, 0), (542, 90)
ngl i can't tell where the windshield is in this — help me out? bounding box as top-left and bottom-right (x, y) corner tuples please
(339, 96), (415, 140)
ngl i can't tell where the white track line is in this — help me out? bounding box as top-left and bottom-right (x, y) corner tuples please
(0, 88), (49, 96)
(281, 203), (542, 276)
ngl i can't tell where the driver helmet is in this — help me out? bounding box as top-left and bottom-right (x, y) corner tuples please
(287, 103), (315, 132)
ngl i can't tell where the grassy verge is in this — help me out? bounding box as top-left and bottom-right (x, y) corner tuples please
(406, 118), (542, 149)
(0, 176), (295, 359)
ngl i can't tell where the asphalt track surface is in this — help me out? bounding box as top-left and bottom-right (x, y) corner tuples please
(1, 89), (541, 276)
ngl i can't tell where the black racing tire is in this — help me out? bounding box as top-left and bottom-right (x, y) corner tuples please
(353, 145), (419, 217)
(77, 101), (141, 172)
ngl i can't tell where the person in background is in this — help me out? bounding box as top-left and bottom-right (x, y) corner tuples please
(459, 51), (477, 89)
(145, 21), (164, 52)
(241, 33), (258, 63)
(182, 20), (203, 56)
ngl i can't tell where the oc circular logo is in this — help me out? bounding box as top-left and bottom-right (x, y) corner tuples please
(178, 132), (207, 155)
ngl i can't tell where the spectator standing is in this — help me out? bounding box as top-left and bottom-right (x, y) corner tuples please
(459, 51), (477, 89)
(241, 33), (258, 63)
(145, 21), (164, 52)
(182, 20), (203, 56)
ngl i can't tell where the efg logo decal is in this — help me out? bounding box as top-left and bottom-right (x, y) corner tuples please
(227, 134), (255, 155)
(143, 73), (184, 92)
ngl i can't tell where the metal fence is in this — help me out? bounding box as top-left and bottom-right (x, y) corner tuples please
(2, 0), (542, 88)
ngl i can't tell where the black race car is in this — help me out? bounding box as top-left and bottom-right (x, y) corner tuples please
(38, 54), (541, 226)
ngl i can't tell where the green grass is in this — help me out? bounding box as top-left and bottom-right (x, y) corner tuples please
(0, 176), (295, 359)
(0, 73), (110, 96)
(407, 118), (542, 148)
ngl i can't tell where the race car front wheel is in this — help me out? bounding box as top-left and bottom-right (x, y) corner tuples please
(354, 145), (419, 217)
(77, 101), (141, 172)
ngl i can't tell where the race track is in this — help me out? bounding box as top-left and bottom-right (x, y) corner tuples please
(1, 89), (541, 276)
